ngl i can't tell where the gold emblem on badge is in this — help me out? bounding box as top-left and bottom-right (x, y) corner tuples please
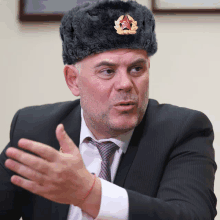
(114, 14), (138, 35)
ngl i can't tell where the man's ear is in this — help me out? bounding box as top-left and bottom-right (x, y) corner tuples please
(63, 65), (80, 96)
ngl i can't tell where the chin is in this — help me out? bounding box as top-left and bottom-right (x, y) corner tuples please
(110, 117), (138, 132)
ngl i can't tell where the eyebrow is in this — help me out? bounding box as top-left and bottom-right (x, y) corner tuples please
(94, 58), (147, 68)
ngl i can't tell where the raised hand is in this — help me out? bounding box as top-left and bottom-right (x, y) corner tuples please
(4, 124), (97, 208)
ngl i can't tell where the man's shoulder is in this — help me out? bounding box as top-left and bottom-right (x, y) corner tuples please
(19, 99), (80, 112)
(147, 99), (212, 131)
(135, 99), (214, 157)
(9, 99), (81, 146)
(148, 98), (208, 119)
(16, 99), (81, 119)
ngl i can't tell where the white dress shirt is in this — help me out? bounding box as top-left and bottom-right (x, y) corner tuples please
(67, 109), (134, 220)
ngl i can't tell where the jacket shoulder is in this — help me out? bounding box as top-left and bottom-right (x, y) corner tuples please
(147, 99), (212, 129)
(9, 99), (81, 146)
(17, 99), (80, 118)
(144, 99), (214, 153)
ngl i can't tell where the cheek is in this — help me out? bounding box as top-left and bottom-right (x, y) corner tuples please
(79, 76), (96, 97)
(137, 75), (149, 94)
(98, 87), (111, 104)
(79, 78), (110, 106)
(137, 77), (149, 106)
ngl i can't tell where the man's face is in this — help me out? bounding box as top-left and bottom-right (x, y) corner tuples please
(73, 49), (150, 139)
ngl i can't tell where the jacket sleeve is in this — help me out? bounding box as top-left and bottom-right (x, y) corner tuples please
(127, 111), (217, 220)
(0, 110), (24, 220)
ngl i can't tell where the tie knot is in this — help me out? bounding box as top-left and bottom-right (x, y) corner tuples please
(89, 138), (119, 161)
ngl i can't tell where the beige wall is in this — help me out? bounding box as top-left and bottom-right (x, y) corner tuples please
(1, 0), (219, 218)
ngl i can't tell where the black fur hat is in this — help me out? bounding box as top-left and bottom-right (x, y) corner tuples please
(60, 0), (157, 65)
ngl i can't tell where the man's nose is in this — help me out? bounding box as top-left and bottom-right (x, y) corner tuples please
(114, 70), (133, 92)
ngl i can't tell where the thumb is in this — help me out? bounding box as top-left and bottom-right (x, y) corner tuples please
(56, 124), (78, 154)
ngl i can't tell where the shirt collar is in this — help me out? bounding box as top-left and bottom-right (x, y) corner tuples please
(80, 108), (134, 154)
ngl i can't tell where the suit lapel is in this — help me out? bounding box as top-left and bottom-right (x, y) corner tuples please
(61, 102), (81, 147)
(114, 112), (148, 187)
(114, 99), (157, 188)
(51, 101), (81, 220)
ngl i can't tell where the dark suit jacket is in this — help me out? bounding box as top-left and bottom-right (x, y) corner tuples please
(0, 99), (217, 220)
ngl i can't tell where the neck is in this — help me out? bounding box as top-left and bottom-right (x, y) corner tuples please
(83, 117), (132, 141)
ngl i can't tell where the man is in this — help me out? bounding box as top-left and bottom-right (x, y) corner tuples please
(0, 0), (217, 219)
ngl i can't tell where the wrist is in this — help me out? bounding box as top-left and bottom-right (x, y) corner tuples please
(77, 174), (97, 207)
(80, 176), (102, 219)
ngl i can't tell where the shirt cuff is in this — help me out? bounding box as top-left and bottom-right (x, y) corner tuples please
(95, 178), (129, 220)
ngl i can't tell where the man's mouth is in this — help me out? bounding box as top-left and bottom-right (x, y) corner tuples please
(114, 101), (136, 111)
(120, 103), (133, 106)
(115, 101), (136, 106)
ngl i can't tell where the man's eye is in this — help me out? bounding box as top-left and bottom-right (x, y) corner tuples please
(131, 66), (143, 74)
(100, 69), (115, 76)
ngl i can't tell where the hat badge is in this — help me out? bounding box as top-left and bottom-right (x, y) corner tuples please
(114, 14), (138, 35)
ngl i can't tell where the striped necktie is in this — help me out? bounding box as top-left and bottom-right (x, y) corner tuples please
(89, 138), (119, 182)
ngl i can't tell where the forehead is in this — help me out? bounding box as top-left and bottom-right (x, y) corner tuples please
(80, 49), (148, 67)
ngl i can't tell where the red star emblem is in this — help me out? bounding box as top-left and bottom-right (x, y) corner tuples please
(119, 15), (132, 30)
(114, 14), (138, 35)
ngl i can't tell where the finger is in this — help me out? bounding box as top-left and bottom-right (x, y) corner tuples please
(5, 147), (50, 174)
(17, 139), (58, 162)
(10, 175), (46, 195)
(5, 159), (46, 185)
(56, 124), (78, 154)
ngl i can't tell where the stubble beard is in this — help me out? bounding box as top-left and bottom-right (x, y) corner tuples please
(81, 93), (149, 139)
(99, 102), (148, 137)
